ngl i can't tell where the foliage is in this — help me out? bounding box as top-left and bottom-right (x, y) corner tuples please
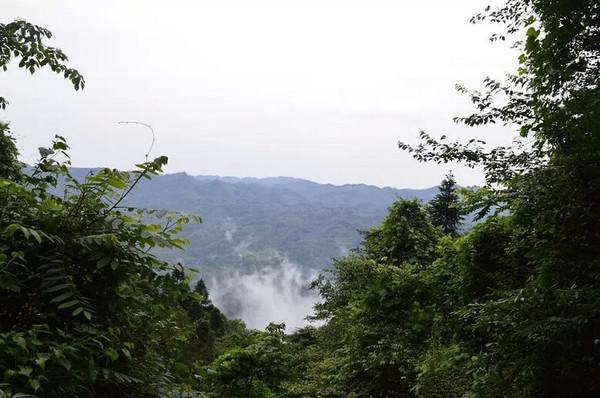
(0, 19), (213, 397)
(0, 19), (84, 109)
(0, 123), (22, 181)
(276, 0), (600, 396)
(362, 199), (440, 268)
(0, 129), (207, 396)
(397, 0), (600, 395)
(297, 199), (442, 397)
(3, 0), (600, 395)
(427, 173), (463, 236)
(201, 323), (289, 397)
(181, 279), (230, 365)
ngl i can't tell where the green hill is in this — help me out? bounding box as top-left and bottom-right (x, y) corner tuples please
(122, 172), (438, 274)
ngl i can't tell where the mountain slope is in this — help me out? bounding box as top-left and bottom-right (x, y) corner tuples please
(63, 168), (438, 274)
(125, 172), (437, 273)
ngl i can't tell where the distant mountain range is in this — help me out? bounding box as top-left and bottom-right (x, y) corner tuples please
(65, 168), (440, 275)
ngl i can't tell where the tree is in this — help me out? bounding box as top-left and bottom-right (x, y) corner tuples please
(363, 199), (440, 268)
(300, 199), (442, 397)
(202, 323), (289, 398)
(193, 278), (211, 304)
(181, 279), (229, 364)
(398, 0), (600, 395)
(0, 19), (84, 110)
(0, 19), (208, 397)
(1, 19), (84, 181)
(282, 0), (600, 396)
(427, 173), (463, 236)
(0, 136), (210, 397)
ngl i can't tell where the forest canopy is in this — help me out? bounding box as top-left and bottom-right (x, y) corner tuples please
(1, 0), (599, 396)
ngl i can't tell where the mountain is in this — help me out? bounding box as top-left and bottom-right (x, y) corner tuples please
(103, 170), (439, 275)
(44, 167), (439, 274)
(51, 168), (441, 326)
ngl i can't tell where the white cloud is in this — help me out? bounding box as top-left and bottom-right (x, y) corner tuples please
(209, 260), (320, 331)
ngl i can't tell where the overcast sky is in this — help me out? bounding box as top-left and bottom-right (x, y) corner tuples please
(1, 0), (518, 188)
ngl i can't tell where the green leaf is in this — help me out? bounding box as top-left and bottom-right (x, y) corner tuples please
(72, 307), (84, 316)
(35, 355), (49, 369)
(19, 226), (30, 239)
(13, 335), (27, 350)
(29, 378), (41, 391)
(43, 283), (71, 293)
(121, 348), (132, 359)
(50, 291), (73, 303)
(29, 229), (42, 244)
(105, 347), (119, 361)
(58, 299), (79, 309)
(18, 366), (33, 377)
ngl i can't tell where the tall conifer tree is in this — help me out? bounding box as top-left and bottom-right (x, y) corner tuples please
(428, 173), (463, 235)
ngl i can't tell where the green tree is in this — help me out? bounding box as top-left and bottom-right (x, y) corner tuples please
(1, 19), (84, 181)
(300, 199), (442, 397)
(0, 19), (210, 397)
(399, 0), (600, 395)
(203, 323), (289, 398)
(0, 19), (84, 110)
(362, 199), (440, 268)
(284, 0), (600, 396)
(181, 279), (229, 365)
(427, 173), (463, 236)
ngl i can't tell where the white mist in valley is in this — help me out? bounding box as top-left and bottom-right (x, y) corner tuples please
(209, 261), (320, 331)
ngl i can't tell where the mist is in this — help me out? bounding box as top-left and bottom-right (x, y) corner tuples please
(209, 261), (320, 331)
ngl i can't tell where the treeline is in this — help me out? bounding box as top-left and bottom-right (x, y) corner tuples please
(1, 0), (599, 396)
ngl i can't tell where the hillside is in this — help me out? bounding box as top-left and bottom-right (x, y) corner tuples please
(57, 168), (438, 274)
(122, 172), (438, 274)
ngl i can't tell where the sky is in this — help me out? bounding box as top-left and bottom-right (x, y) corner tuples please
(1, 0), (519, 188)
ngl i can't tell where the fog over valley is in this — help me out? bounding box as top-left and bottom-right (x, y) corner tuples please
(208, 261), (320, 330)
(131, 171), (437, 330)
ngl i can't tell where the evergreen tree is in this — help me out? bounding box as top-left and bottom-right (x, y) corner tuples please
(427, 173), (463, 235)
(193, 278), (211, 304)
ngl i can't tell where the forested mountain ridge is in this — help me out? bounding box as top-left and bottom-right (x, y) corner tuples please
(66, 168), (439, 272)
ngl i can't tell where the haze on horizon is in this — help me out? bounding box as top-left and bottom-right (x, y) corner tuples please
(1, 0), (518, 189)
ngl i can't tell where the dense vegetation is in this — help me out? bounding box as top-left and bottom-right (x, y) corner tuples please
(0, 20), (232, 397)
(1, 0), (599, 396)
